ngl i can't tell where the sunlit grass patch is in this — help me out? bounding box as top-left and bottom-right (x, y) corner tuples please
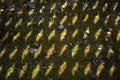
(72, 28), (78, 38)
(83, 14), (89, 22)
(113, 2), (118, 11)
(0, 47), (7, 58)
(15, 19), (23, 29)
(24, 30), (33, 41)
(48, 29), (56, 41)
(72, 14), (78, 25)
(71, 44), (79, 58)
(5, 63), (15, 79)
(60, 15), (68, 24)
(109, 65), (116, 76)
(84, 44), (90, 57)
(45, 44), (55, 59)
(60, 29), (67, 41)
(72, 1), (78, 11)
(102, 3), (108, 12)
(94, 13), (99, 24)
(5, 18), (12, 27)
(116, 30), (120, 42)
(94, 28), (102, 41)
(36, 29), (44, 41)
(72, 62), (79, 76)
(21, 46), (29, 60)
(45, 62), (54, 76)
(48, 19), (54, 28)
(96, 61), (105, 77)
(2, 31), (9, 42)
(115, 15), (120, 26)
(104, 15), (110, 25)
(58, 61), (67, 77)
(12, 32), (20, 42)
(9, 46), (18, 59)
(84, 62), (91, 76)
(92, 0), (99, 10)
(34, 44), (42, 59)
(31, 64), (40, 79)
(19, 63), (28, 78)
(59, 44), (68, 56)
(28, 9), (34, 16)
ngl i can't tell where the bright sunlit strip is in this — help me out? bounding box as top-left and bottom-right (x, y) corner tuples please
(21, 46), (29, 60)
(83, 14), (89, 22)
(72, 14), (78, 25)
(60, 29), (67, 41)
(60, 15), (68, 24)
(36, 29), (44, 41)
(15, 19), (22, 29)
(32, 64), (40, 79)
(109, 65), (115, 76)
(19, 63), (28, 78)
(116, 30), (120, 42)
(38, 17), (44, 25)
(17, 9), (23, 16)
(102, 3), (108, 12)
(40, 0), (43, 3)
(96, 61), (105, 77)
(104, 14), (110, 25)
(0, 47), (7, 58)
(115, 15), (120, 26)
(72, 1), (78, 10)
(59, 44), (68, 56)
(82, 2), (88, 11)
(50, 3), (56, 13)
(45, 62), (54, 76)
(61, 1), (68, 12)
(30, 0), (35, 2)
(58, 61), (67, 76)
(95, 44), (103, 57)
(84, 62), (91, 75)
(9, 46), (18, 59)
(0, 66), (2, 72)
(34, 44), (42, 59)
(94, 13), (99, 24)
(48, 19), (54, 28)
(72, 62), (79, 75)
(92, 0), (99, 10)
(48, 30), (56, 41)
(12, 32), (20, 42)
(2, 31), (9, 42)
(5, 18), (12, 26)
(5, 63), (15, 79)
(106, 47), (114, 59)
(71, 44), (79, 58)
(113, 2), (118, 11)
(27, 19), (33, 26)
(72, 28), (78, 38)
(24, 30), (33, 41)
(28, 9), (34, 16)
(84, 44), (90, 57)
(94, 28), (102, 40)
(83, 27), (90, 39)
(45, 44), (55, 59)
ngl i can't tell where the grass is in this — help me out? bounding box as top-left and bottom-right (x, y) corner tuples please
(0, 0), (120, 80)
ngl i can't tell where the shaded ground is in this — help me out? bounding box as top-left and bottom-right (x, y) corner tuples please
(0, 0), (120, 80)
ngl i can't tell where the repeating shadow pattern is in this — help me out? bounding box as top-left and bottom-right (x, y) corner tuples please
(0, 0), (120, 80)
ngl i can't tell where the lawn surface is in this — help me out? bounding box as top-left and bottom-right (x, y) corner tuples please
(0, 0), (120, 80)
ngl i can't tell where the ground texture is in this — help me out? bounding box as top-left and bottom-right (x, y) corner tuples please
(0, 0), (120, 80)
